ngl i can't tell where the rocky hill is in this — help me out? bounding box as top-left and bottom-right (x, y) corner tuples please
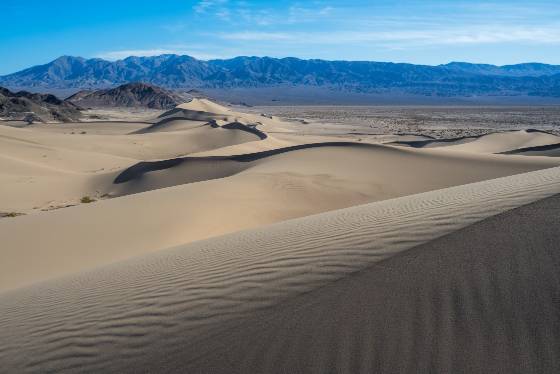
(0, 86), (82, 122)
(66, 82), (189, 109)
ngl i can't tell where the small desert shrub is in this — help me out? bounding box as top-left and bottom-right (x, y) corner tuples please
(1, 212), (24, 218)
(80, 196), (96, 204)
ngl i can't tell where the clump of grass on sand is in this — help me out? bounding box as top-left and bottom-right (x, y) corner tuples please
(0, 212), (25, 218)
(80, 196), (96, 204)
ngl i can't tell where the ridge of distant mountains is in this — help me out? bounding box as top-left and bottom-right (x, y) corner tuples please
(66, 82), (190, 109)
(0, 86), (82, 122)
(2, 55), (560, 98)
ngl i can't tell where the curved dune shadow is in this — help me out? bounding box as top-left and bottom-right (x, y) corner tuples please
(113, 142), (374, 185)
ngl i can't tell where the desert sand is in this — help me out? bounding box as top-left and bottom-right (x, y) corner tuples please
(392, 129), (560, 153)
(1, 99), (560, 373)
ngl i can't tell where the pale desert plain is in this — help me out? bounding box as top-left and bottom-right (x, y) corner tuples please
(1, 99), (560, 373)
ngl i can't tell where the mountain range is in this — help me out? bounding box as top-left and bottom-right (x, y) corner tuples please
(2, 55), (560, 99)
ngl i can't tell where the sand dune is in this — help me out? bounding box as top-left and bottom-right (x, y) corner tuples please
(134, 118), (215, 133)
(111, 142), (560, 196)
(0, 120), (262, 161)
(173, 98), (296, 133)
(1, 167), (559, 373)
(390, 135), (479, 148)
(170, 195), (560, 373)
(440, 129), (560, 153)
(0, 116), (267, 211)
(0, 98), (294, 213)
(176, 98), (233, 114)
(393, 129), (560, 154)
(30, 121), (152, 135)
(501, 142), (560, 156)
(1, 140), (559, 291)
(2, 99), (560, 372)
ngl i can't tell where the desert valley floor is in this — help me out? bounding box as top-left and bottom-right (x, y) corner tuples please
(1, 101), (560, 373)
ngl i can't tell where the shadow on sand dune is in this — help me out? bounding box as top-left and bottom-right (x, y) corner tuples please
(113, 142), (373, 184)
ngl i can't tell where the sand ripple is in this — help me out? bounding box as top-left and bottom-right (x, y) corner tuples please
(1, 167), (560, 372)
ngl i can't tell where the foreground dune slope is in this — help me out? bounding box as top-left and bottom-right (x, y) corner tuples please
(1, 167), (560, 373)
(178, 194), (560, 374)
(2, 144), (559, 290)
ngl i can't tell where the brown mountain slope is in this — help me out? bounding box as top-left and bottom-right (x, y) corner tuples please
(0, 86), (82, 122)
(66, 82), (190, 109)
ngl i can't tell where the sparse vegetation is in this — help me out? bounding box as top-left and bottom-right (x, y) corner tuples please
(80, 196), (95, 203)
(260, 106), (560, 138)
(1, 212), (25, 218)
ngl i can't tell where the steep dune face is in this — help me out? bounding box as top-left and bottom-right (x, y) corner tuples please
(1, 168), (559, 373)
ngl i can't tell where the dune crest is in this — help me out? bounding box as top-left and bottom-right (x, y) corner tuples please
(176, 98), (232, 114)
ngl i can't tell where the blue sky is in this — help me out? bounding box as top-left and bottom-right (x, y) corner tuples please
(2, 0), (560, 75)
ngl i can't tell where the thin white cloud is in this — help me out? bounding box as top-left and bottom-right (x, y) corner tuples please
(219, 26), (560, 46)
(215, 8), (231, 21)
(318, 6), (334, 16)
(220, 32), (293, 41)
(161, 23), (186, 33)
(287, 5), (335, 23)
(193, 0), (228, 14)
(192, 1), (336, 27)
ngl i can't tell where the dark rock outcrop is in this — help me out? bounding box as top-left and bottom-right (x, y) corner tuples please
(0, 86), (82, 122)
(65, 82), (189, 109)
